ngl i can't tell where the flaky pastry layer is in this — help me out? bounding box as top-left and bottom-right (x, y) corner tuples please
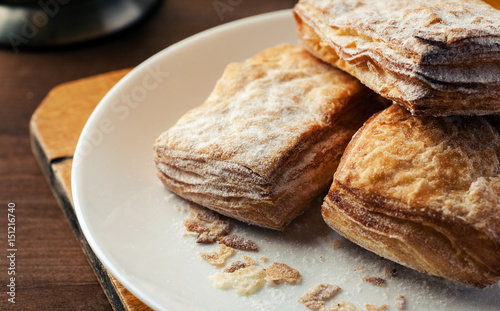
(294, 0), (500, 116)
(154, 44), (386, 230)
(323, 104), (500, 288)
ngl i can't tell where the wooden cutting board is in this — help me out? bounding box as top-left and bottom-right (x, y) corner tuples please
(29, 69), (152, 311)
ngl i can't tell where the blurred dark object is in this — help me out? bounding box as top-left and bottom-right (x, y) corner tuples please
(0, 0), (161, 51)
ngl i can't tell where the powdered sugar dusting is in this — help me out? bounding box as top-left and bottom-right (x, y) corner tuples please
(155, 44), (360, 177)
(306, 0), (500, 58)
(295, 0), (500, 115)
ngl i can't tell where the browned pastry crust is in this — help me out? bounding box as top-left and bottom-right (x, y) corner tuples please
(293, 0), (500, 116)
(322, 104), (500, 288)
(154, 44), (386, 230)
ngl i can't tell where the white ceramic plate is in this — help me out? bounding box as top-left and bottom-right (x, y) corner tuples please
(72, 9), (500, 311)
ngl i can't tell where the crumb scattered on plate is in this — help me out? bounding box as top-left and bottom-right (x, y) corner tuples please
(184, 218), (208, 235)
(223, 260), (248, 273)
(210, 261), (301, 296)
(210, 266), (267, 296)
(394, 295), (406, 310)
(184, 205), (231, 243)
(197, 220), (230, 243)
(200, 244), (235, 266)
(298, 283), (341, 310)
(328, 300), (361, 311)
(364, 303), (388, 311)
(243, 256), (258, 266)
(303, 300), (325, 310)
(363, 276), (387, 287)
(219, 234), (259, 251)
(265, 262), (301, 284)
(188, 203), (220, 223)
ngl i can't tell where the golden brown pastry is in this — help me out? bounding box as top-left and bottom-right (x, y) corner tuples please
(294, 0), (500, 116)
(154, 44), (385, 230)
(322, 104), (500, 288)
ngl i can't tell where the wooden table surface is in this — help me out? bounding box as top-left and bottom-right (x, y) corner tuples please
(0, 0), (296, 309)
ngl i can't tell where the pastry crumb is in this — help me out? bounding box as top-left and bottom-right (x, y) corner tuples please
(265, 262), (301, 284)
(330, 300), (361, 311)
(184, 218), (208, 234)
(364, 303), (388, 311)
(363, 276), (387, 287)
(394, 295), (406, 309)
(303, 300), (326, 310)
(332, 239), (344, 249)
(207, 220), (231, 240)
(185, 208), (231, 244)
(181, 231), (198, 237)
(196, 231), (215, 243)
(188, 203), (220, 222)
(243, 255), (258, 266)
(196, 220), (231, 243)
(200, 244), (235, 266)
(210, 261), (302, 296)
(209, 266), (266, 296)
(219, 234), (259, 251)
(260, 257), (269, 263)
(354, 265), (366, 271)
(223, 260), (248, 273)
(298, 283), (341, 310)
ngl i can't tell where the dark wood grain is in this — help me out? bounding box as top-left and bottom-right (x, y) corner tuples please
(0, 0), (296, 309)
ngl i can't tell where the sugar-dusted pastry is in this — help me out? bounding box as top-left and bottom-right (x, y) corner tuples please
(323, 104), (500, 288)
(294, 0), (500, 116)
(154, 44), (386, 230)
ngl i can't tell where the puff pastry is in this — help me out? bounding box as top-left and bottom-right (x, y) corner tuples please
(323, 104), (500, 288)
(294, 0), (500, 116)
(154, 44), (385, 230)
